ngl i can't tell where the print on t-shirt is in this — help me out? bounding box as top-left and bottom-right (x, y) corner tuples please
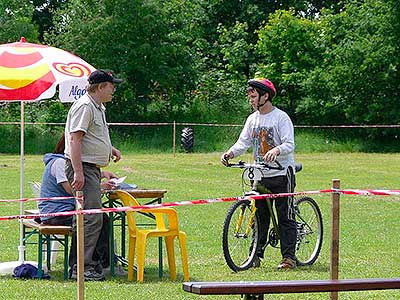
(252, 126), (276, 162)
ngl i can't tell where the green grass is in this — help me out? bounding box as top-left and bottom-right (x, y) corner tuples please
(0, 152), (399, 299)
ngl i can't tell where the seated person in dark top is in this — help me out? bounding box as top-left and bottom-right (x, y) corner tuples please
(38, 134), (75, 226)
(38, 134), (117, 273)
(39, 134), (117, 225)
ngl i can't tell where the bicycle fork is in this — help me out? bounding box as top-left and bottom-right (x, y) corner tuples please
(234, 200), (257, 238)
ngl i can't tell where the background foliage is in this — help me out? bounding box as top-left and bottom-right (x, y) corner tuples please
(0, 0), (399, 152)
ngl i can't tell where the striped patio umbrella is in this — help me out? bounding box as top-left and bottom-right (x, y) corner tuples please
(0, 37), (95, 274)
(0, 36), (95, 102)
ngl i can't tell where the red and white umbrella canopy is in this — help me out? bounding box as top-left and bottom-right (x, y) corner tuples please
(0, 38), (96, 272)
(0, 37), (95, 102)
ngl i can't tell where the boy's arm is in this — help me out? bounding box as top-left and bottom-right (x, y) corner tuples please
(228, 116), (253, 158)
(276, 115), (295, 156)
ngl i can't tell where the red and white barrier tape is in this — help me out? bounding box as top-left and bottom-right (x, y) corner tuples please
(0, 190), (326, 203)
(2, 188), (400, 204)
(0, 191), (314, 221)
(0, 188), (399, 221)
(337, 189), (400, 196)
(0, 196), (76, 203)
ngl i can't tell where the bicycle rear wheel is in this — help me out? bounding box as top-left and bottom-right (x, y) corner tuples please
(222, 199), (259, 272)
(294, 196), (323, 266)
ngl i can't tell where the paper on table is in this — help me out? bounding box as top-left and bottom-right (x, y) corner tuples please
(110, 176), (127, 185)
(108, 176), (138, 190)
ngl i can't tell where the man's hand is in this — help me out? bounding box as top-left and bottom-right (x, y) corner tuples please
(72, 170), (85, 191)
(112, 147), (121, 163)
(100, 171), (117, 191)
(69, 131), (85, 191)
(263, 147), (280, 163)
(100, 180), (116, 191)
(220, 151), (233, 166)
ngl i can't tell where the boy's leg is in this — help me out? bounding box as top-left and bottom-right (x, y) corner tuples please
(255, 199), (271, 259)
(264, 175), (297, 262)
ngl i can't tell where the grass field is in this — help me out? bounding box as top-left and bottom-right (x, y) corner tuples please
(0, 152), (399, 299)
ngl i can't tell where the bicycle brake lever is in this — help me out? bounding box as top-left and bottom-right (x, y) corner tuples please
(226, 160), (245, 167)
(260, 160), (284, 170)
(275, 160), (284, 170)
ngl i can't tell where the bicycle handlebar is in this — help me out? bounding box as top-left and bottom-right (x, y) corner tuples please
(227, 160), (284, 171)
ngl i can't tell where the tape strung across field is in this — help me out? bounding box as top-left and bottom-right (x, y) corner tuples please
(0, 196), (76, 203)
(0, 188), (399, 221)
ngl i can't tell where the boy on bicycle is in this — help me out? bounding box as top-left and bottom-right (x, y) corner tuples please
(221, 78), (297, 269)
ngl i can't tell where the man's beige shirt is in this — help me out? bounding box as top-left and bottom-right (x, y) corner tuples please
(65, 94), (112, 167)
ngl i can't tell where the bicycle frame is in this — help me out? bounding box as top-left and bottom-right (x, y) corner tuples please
(223, 161), (323, 272)
(246, 184), (280, 243)
(227, 161), (286, 255)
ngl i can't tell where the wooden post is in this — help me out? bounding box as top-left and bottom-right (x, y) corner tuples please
(173, 120), (176, 157)
(330, 179), (340, 300)
(76, 191), (84, 300)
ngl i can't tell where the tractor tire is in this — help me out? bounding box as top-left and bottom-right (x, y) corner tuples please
(181, 127), (194, 152)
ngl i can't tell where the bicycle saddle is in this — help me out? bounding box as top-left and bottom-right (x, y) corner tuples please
(295, 163), (302, 172)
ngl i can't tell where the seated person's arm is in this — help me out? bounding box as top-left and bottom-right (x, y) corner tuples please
(101, 170), (117, 180)
(60, 181), (74, 195)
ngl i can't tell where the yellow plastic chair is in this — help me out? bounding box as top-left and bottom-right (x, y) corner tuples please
(114, 190), (189, 282)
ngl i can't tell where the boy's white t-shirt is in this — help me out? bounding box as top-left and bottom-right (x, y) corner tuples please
(228, 107), (295, 177)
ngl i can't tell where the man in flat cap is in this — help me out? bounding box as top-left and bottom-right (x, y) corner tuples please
(65, 69), (123, 281)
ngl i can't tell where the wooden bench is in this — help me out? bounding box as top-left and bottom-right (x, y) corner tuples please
(23, 217), (72, 280)
(183, 278), (400, 300)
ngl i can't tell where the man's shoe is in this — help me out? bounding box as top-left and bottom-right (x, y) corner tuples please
(277, 257), (296, 270)
(102, 265), (127, 276)
(84, 269), (105, 281)
(94, 263), (103, 275)
(70, 269), (105, 281)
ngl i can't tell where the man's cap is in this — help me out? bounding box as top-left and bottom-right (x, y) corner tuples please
(88, 69), (123, 84)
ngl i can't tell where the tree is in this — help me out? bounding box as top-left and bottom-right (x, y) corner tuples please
(254, 0), (399, 126)
(303, 0), (399, 125)
(45, 0), (199, 122)
(0, 1), (38, 43)
(255, 9), (323, 121)
(31, 0), (68, 42)
(189, 0), (347, 124)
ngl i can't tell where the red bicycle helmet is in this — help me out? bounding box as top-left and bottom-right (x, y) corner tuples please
(248, 78), (277, 99)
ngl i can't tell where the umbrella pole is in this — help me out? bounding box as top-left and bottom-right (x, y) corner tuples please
(18, 101), (25, 263)
(0, 101), (34, 275)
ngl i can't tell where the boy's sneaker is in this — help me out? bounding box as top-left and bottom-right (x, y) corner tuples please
(70, 268), (105, 281)
(277, 257), (296, 270)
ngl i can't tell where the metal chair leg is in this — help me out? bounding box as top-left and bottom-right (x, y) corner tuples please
(37, 233), (44, 279)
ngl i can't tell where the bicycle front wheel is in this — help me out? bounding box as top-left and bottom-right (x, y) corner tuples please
(294, 196), (323, 266)
(222, 199), (259, 272)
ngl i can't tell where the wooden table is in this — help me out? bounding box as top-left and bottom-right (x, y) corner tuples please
(104, 189), (167, 277)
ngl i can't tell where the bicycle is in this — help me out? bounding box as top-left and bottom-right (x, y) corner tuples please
(222, 160), (323, 272)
